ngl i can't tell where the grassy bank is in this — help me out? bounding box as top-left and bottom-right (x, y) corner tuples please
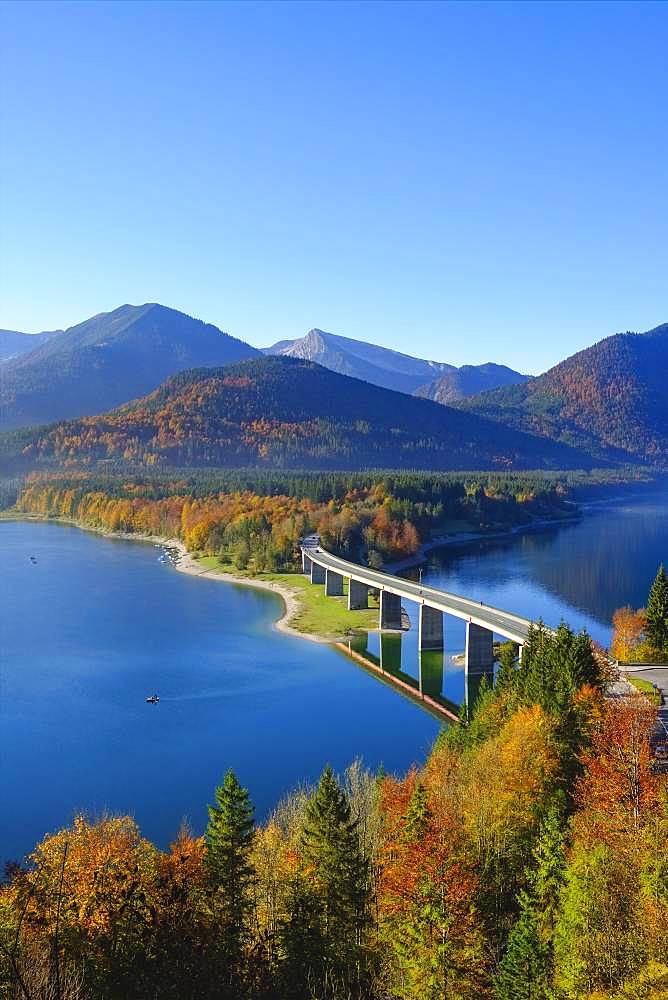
(196, 555), (380, 640)
(626, 674), (663, 706)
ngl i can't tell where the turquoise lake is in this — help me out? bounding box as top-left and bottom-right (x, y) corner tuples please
(2, 490), (667, 862)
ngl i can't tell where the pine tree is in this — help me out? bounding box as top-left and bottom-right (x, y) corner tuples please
(205, 769), (255, 977)
(495, 642), (518, 696)
(645, 564), (668, 658)
(518, 622), (601, 716)
(278, 881), (326, 999)
(528, 806), (566, 940)
(496, 807), (566, 1000)
(300, 765), (370, 983)
(496, 895), (550, 1000)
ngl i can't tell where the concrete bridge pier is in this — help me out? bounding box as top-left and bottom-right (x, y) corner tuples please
(379, 590), (402, 630)
(325, 569), (344, 596)
(348, 578), (369, 610)
(465, 621), (495, 710)
(302, 551), (312, 576)
(310, 560), (326, 585)
(418, 604), (444, 650)
(465, 621), (495, 673)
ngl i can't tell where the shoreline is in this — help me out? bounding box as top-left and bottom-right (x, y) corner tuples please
(0, 513), (340, 645)
(384, 509), (582, 574)
(2, 507), (583, 641)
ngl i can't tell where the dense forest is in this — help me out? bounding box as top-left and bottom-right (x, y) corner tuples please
(12, 469), (582, 568)
(2, 625), (666, 1000)
(1, 357), (597, 473)
(458, 324), (668, 465)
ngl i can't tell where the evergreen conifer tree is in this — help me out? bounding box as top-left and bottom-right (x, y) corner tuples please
(645, 564), (668, 657)
(496, 895), (550, 1000)
(528, 806), (566, 939)
(205, 769), (255, 978)
(519, 622), (601, 716)
(496, 806), (566, 1000)
(404, 781), (431, 842)
(300, 766), (370, 984)
(278, 882), (326, 1000)
(495, 642), (519, 706)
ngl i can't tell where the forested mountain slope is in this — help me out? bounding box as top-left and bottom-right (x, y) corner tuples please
(264, 328), (526, 398)
(12, 356), (597, 472)
(0, 303), (259, 429)
(457, 323), (668, 464)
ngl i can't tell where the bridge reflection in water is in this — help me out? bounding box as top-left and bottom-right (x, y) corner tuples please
(335, 631), (493, 724)
(301, 542), (530, 724)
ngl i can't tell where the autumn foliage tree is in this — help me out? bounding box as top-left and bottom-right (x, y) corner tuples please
(377, 772), (487, 999)
(610, 605), (648, 662)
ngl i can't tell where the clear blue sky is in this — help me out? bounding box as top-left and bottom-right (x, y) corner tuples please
(1, 0), (666, 372)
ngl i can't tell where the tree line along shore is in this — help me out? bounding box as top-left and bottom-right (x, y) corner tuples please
(3, 467), (660, 643)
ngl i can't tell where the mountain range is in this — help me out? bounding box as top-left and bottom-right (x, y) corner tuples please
(0, 304), (260, 429)
(1, 304), (666, 472)
(457, 323), (668, 464)
(263, 328), (528, 399)
(8, 356), (593, 473)
(0, 309), (528, 431)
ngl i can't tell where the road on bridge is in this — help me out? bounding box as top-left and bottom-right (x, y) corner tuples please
(303, 544), (534, 646)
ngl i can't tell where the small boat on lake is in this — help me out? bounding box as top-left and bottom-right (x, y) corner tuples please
(146, 694), (160, 704)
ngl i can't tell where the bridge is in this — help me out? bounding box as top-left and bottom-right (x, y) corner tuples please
(301, 541), (534, 682)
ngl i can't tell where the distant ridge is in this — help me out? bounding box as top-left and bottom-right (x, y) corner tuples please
(457, 323), (668, 464)
(0, 328), (61, 362)
(0, 303), (260, 429)
(416, 363), (530, 404)
(263, 328), (527, 398)
(9, 355), (598, 473)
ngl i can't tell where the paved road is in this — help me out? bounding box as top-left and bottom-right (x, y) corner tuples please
(304, 545), (534, 645)
(626, 667), (668, 770)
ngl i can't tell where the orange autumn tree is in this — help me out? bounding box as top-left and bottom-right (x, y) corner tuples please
(6, 815), (158, 992)
(573, 694), (660, 842)
(363, 501), (420, 561)
(377, 771), (488, 1000)
(610, 605), (648, 662)
(148, 827), (222, 999)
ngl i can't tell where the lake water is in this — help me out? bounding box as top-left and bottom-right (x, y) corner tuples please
(2, 490), (667, 861)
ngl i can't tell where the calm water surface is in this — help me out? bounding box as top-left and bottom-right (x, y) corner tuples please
(1, 522), (438, 862)
(2, 491), (667, 860)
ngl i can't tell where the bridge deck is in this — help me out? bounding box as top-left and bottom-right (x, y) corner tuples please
(303, 545), (533, 645)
